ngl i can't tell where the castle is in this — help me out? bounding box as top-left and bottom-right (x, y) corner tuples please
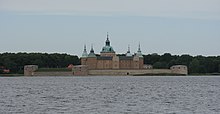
(80, 34), (144, 70)
(72, 34), (188, 76)
(23, 34), (188, 76)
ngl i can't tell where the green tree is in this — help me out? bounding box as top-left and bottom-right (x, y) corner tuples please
(160, 53), (172, 62)
(189, 58), (200, 74)
(219, 64), (220, 73)
(153, 62), (168, 69)
(176, 54), (193, 66)
(3, 58), (17, 73)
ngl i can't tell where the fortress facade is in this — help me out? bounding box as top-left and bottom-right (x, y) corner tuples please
(23, 34), (188, 76)
(80, 34), (144, 70)
(72, 34), (188, 76)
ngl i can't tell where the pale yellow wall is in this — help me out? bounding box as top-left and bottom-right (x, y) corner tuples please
(89, 69), (173, 76)
(105, 60), (112, 69)
(171, 65), (188, 75)
(86, 58), (97, 69)
(81, 58), (87, 65)
(82, 55), (144, 70)
(139, 58), (144, 69)
(100, 52), (116, 57)
(112, 56), (119, 69)
(133, 56), (140, 69)
(97, 60), (104, 69)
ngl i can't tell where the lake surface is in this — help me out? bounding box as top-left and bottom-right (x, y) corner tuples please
(0, 76), (220, 114)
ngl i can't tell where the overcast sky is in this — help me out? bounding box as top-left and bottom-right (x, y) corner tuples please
(0, 0), (220, 56)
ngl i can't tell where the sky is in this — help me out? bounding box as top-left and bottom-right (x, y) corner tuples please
(0, 0), (220, 56)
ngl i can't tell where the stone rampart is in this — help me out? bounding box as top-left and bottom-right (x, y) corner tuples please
(89, 69), (173, 76)
(33, 71), (73, 76)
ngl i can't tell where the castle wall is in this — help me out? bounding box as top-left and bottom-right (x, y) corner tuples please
(133, 56), (140, 69)
(96, 60), (113, 69)
(119, 60), (133, 69)
(88, 69), (173, 76)
(24, 65), (38, 76)
(83, 56), (144, 70)
(81, 58), (87, 65)
(112, 56), (119, 69)
(73, 65), (88, 76)
(97, 60), (104, 69)
(170, 65), (188, 75)
(139, 58), (144, 69)
(86, 58), (97, 69)
(100, 52), (116, 57)
(33, 71), (73, 76)
(103, 60), (112, 69)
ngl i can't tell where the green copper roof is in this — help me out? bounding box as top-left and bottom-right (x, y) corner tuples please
(88, 53), (96, 57)
(88, 45), (96, 57)
(100, 34), (115, 53)
(101, 46), (115, 53)
(126, 45), (132, 57)
(81, 45), (88, 58)
(137, 43), (143, 58)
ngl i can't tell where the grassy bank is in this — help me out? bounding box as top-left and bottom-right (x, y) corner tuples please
(133, 73), (187, 76)
(0, 74), (23, 77)
(189, 73), (220, 76)
(36, 68), (71, 72)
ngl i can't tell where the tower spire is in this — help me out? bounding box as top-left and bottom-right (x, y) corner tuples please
(138, 42), (141, 52)
(88, 44), (96, 57)
(137, 42), (143, 57)
(105, 32), (110, 46)
(84, 44), (86, 51)
(126, 44), (132, 56)
(81, 44), (88, 58)
(91, 44), (94, 53)
(128, 44), (131, 53)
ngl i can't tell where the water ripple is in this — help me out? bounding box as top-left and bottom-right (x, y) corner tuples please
(0, 76), (220, 113)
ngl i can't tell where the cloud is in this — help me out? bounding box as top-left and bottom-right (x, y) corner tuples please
(0, 0), (220, 19)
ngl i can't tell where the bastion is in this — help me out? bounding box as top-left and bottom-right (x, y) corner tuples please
(24, 34), (188, 76)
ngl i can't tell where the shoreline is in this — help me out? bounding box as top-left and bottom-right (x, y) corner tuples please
(1, 74), (220, 77)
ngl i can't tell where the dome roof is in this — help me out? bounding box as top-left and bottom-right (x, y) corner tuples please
(100, 34), (115, 53)
(101, 46), (115, 53)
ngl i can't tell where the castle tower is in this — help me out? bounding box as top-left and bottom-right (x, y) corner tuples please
(88, 44), (96, 57)
(106, 33), (110, 46)
(82, 44), (88, 58)
(137, 43), (143, 58)
(100, 33), (116, 57)
(136, 43), (144, 69)
(81, 44), (88, 65)
(126, 45), (132, 57)
(87, 44), (97, 69)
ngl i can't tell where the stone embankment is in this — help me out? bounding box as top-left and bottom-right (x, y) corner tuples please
(33, 72), (73, 76)
(24, 65), (188, 76)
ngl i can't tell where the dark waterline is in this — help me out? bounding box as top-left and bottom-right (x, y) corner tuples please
(0, 76), (220, 114)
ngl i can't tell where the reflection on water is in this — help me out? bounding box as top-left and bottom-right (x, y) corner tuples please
(0, 76), (220, 114)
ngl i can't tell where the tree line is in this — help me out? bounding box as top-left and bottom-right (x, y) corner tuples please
(0, 53), (80, 73)
(144, 53), (220, 74)
(0, 52), (220, 74)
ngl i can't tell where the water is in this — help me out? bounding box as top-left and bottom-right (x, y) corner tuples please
(0, 76), (220, 114)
